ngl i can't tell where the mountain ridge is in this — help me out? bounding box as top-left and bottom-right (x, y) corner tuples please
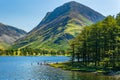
(31, 1), (104, 33)
(12, 1), (105, 50)
(0, 22), (27, 49)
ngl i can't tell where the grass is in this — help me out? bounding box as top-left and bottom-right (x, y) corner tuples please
(0, 42), (10, 50)
(64, 19), (82, 36)
(49, 62), (106, 73)
(77, 14), (93, 26)
(49, 62), (120, 75)
(11, 17), (92, 50)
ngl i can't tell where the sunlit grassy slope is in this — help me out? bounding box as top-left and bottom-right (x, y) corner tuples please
(0, 42), (10, 50)
(11, 1), (104, 50)
(12, 18), (92, 50)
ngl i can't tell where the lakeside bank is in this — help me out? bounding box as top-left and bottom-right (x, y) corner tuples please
(48, 62), (120, 76)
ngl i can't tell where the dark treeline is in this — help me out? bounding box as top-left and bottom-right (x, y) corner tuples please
(69, 13), (120, 70)
(0, 48), (67, 56)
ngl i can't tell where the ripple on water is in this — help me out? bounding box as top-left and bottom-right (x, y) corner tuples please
(0, 56), (118, 80)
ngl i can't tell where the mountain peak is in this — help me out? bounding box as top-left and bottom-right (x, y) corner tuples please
(13, 1), (105, 50)
(32, 1), (104, 32)
(63, 1), (92, 11)
(64, 1), (81, 5)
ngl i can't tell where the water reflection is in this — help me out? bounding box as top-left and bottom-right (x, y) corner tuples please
(69, 71), (118, 80)
(31, 64), (118, 80)
(0, 56), (119, 80)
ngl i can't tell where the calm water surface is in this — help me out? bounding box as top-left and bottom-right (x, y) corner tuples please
(0, 56), (119, 80)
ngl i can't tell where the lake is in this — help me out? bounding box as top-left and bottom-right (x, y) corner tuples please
(0, 56), (119, 80)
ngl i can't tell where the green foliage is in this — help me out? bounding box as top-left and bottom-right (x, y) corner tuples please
(0, 48), (68, 56)
(69, 13), (120, 71)
(116, 13), (120, 26)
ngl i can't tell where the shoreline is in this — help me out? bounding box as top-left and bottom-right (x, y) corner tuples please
(48, 62), (120, 76)
(0, 55), (71, 57)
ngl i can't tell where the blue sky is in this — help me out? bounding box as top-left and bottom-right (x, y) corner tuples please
(0, 0), (120, 32)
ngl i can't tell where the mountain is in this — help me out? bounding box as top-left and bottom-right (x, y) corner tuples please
(0, 23), (27, 49)
(12, 1), (105, 50)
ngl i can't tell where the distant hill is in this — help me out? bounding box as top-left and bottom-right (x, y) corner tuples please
(0, 23), (27, 49)
(12, 1), (105, 50)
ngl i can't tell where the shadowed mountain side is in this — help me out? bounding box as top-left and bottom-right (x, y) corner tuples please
(12, 1), (105, 50)
(0, 23), (27, 49)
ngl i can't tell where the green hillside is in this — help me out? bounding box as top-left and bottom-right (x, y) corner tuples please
(11, 1), (105, 50)
(0, 23), (27, 50)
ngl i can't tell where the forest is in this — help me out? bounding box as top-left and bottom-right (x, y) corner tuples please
(69, 13), (120, 71)
(0, 48), (67, 56)
(1, 13), (120, 72)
